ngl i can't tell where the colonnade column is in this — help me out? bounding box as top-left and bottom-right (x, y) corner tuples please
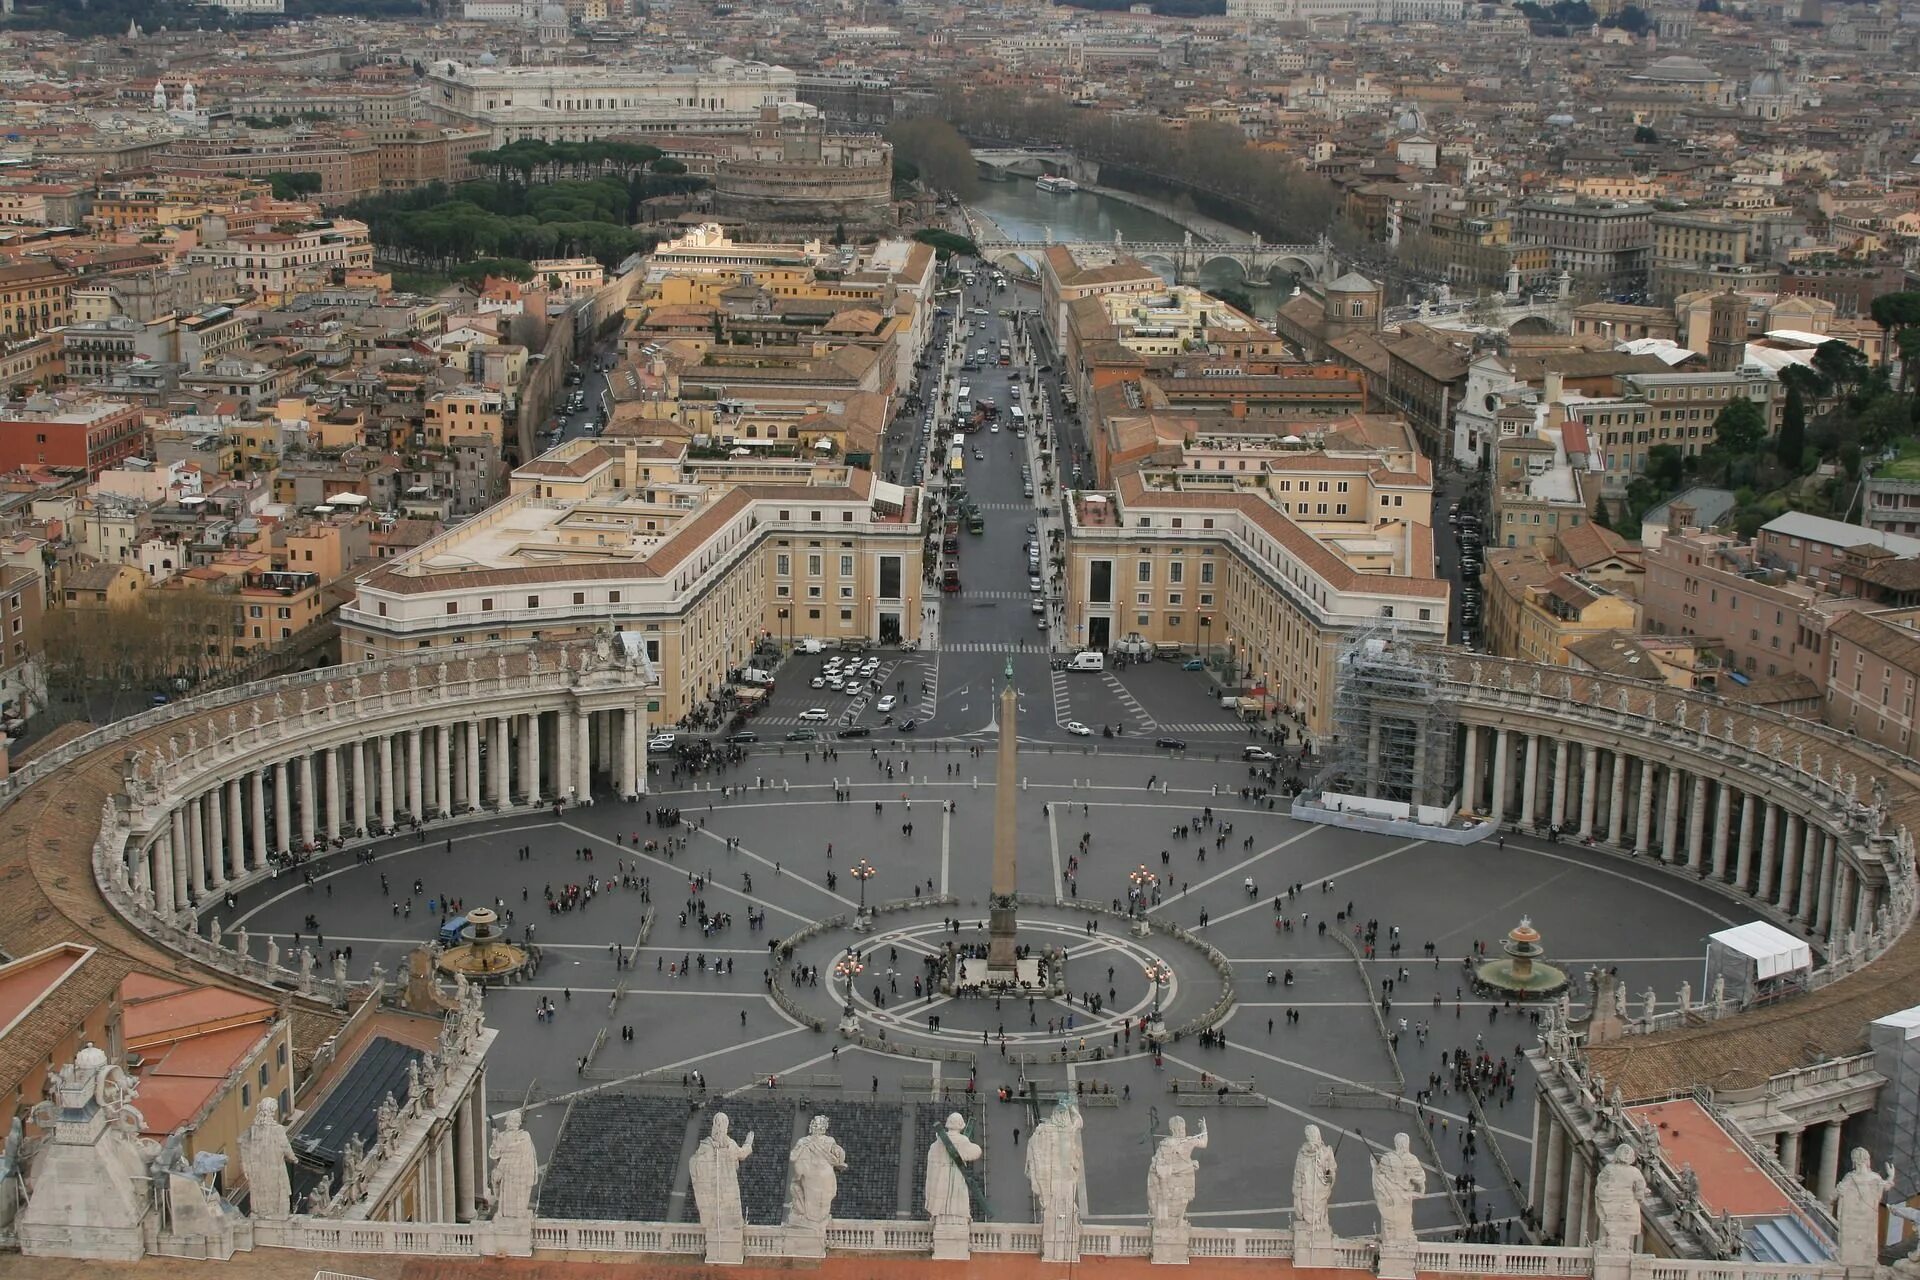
(408, 728), (425, 820)
(1798, 826), (1822, 924)
(576, 708), (592, 802)
(1660, 768), (1682, 862)
(1520, 733), (1540, 826)
(351, 743), (368, 835)
(227, 779), (245, 880)
(1710, 784), (1733, 879)
(170, 808), (190, 908)
(1606, 751), (1628, 846)
(205, 788), (225, 891)
(185, 801), (206, 900)
(1816, 1121), (1845, 1201)
(1577, 747), (1599, 839)
(154, 834), (177, 915)
(1757, 803), (1780, 900)
(455, 1089), (475, 1221)
(1461, 726), (1480, 814)
(1777, 815), (1803, 914)
(378, 735), (396, 830)
(1735, 793), (1758, 889)
(1551, 739), (1570, 830)
(1684, 776), (1708, 870)
(436, 726), (453, 819)
(1780, 1128), (1803, 1182)
(1489, 729), (1510, 825)
(523, 713), (542, 807)
(1814, 838), (1837, 934)
(324, 747), (341, 841)
(298, 753), (317, 850)
(493, 716), (510, 807)
(251, 769), (269, 867)
(272, 760), (290, 854)
(1633, 758), (1656, 855)
(466, 720), (483, 812)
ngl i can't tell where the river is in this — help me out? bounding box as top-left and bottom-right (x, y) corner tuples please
(965, 178), (1290, 320)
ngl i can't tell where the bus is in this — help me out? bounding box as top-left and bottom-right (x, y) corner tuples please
(947, 443), (964, 474)
(941, 561), (961, 592)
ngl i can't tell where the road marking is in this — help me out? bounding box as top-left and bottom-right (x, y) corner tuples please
(940, 809), (952, 896)
(1193, 840), (1427, 928)
(1051, 668), (1072, 727)
(1151, 828), (1318, 911)
(556, 822), (816, 923)
(1048, 804), (1063, 903)
(1102, 671), (1157, 730)
(692, 826), (860, 911)
(522, 1025), (807, 1116)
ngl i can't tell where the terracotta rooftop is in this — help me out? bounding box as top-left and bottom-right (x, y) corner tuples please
(1629, 1098), (1794, 1219)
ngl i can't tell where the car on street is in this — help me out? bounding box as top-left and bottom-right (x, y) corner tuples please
(1027, 523), (1037, 535)
(1243, 746), (1278, 762)
(843, 682), (866, 697)
(1036, 617), (1049, 630)
(784, 728), (818, 741)
(973, 448), (984, 461)
(648, 732), (677, 752)
(811, 676), (827, 688)
(1182, 658), (1205, 671)
(1029, 576), (1043, 593)
(897, 718), (917, 732)
(876, 694), (898, 713)
(1031, 599), (1045, 614)
(1065, 721), (1092, 736)
(727, 731), (758, 744)
(1155, 737), (1189, 751)
(799, 708), (829, 722)
(837, 725), (872, 738)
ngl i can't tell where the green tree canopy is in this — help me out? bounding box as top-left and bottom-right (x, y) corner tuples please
(885, 119), (979, 201)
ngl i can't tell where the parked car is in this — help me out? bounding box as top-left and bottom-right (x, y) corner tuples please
(1065, 721), (1092, 736)
(799, 708), (830, 722)
(648, 732), (677, 752)
(837, 725), (873, 739)
(1155, 737), (1189, 751)
(1243, 746), (1278, 762)
(1182, 658), (1206, 671)
(784, 729), (818, 742)
(726, 731), (758, 744)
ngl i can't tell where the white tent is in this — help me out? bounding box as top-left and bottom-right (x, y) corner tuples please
(1708, 921), (1812, 979)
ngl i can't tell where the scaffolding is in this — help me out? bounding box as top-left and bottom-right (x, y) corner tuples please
(1310, 626), (1458, 811)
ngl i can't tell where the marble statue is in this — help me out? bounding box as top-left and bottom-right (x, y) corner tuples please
(210, 917), (222, 948)
(298, 690), (310, 716)
(496, 653), (508, 682)
(528, 650), (541, 676)
(785, 1115), (847, 1233)
(1833, 1148), (1895, 1267)
(376, 1093), (400, 1148)
(1026, 1094), (1084, 1260)
(333, 952), (348, 992)
(1592, 1145), (1647, 1251)
(378, 670), (390, 695)
(235, 926), (249, 959)
(250, 703), (263, 729)
(925, 1112), (982, 1227)
(1148, 1115), (1209, 1230)
(1642, 988), (1657, 1018)
(1673, 702), (1688, 730)
(1613, 981), (1628, 1018)
(1712, 975), (1727, 1013)
(1292, 1124), (1337, 1241)
(266, 936), (280, 969)
(1372, 1134), (1424, 1252)
(298, 948), (315, 994)
(0, 1115), (23, 1235)
(272, 693), (286, 721)
(238, 1097), (297, 1218)
(490, 1110), (538, 1220)
(408, 665), (419, 691)
(689, 1112), (754, 1261)
(307, 1184), (331, 1215)
(406, 1059), (423, 1107)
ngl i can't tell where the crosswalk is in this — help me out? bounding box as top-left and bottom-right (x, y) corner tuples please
(938, 642), (1055, 654)
(1050, 668), (1072, 725)
(954, 590), (1034, 602)
(1151, 721), (1251, 735)
(1103, 671), (1157, 731)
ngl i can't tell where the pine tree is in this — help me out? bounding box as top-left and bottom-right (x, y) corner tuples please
(1591, 499), (1613, 531)
(1778, 383), (1807, 472)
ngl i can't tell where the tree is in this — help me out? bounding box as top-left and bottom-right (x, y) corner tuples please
(1778, 381), (1807, 471)
(1633, 125), (1659, 144)
(912, 229), (979, 259)
(650, 157), (687, 176)
(1207, 286), (1255, 316)
(1591, 499), (1613, 531)
(1711, 397), (1767, 459)
(1812, 339), (1868, 396)
(266, 171), (323, 200)
(885, 118), (978, 201)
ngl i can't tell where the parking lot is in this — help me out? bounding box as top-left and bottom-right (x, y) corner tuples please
(745, 647), (943, 737)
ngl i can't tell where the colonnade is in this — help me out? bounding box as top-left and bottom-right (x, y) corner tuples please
(1459, 724), (1882, 945)
(394, 1074), (491, 1224)
(130, 701), (648, 918)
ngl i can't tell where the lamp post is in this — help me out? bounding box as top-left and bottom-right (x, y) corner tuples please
(834, 950), (865, 1034)
(1145, 959), (1171, 1042)
(1128, 864), (1157, 919)
(851, 857), (877, 930)
(1199, 615), (1211, 672)
(778, 606), (790, 651)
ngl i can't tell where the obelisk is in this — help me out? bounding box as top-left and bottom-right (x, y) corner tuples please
(987, 658), (1019, 977)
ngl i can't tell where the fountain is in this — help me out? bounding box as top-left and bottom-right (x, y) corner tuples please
(1474, 916), (1568, 999)
(434, 906), (530, 983)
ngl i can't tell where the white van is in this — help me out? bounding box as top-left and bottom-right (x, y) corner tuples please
(1010, 406), (1025, 425)
(1067, 651), (1106, 672)
(740, 667), (775, 686)
(797, 638), (824, 654)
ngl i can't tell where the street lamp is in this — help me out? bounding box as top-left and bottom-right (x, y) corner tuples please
(833, 950), (865, 1034)
(778, 606), (790, 651)
(1199, 615), (1211, 672)
(1128, 864), (1158, 919)
(851, 858), (877, 929)
(1144, 959), (1172, 1042)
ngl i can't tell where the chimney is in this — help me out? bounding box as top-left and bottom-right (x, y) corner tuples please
(1669, 501), (1695, 536)
(1543, 369), (1565, 406)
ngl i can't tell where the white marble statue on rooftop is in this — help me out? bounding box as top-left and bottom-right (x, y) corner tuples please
(689, 1111), (753, 1234)
(1292, 1123), (1337, 1238)
(1593, 1145), (1647, 1252)
(489, 1110), (537, 1220)
(1371, 1133), (1424, 1252)
(1027, 1093), (1084, 1260)
(238, 1097), (297, 1219)
(1148, 1115), (1208, 1229)
(785, 1114), (846, 1233)
(1834, 1147), (1895, 1267)
(925, 1112), (981, 1227)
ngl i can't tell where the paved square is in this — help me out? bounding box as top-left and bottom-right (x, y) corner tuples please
(224, 745), (1743, 1240)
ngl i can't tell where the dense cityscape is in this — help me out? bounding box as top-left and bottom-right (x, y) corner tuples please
(0, 0), (1916, 1277)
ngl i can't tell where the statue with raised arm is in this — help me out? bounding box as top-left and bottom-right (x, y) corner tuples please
(1292, 1123), (1337, 1243)
(1372, 1133), (1425, 1253)
(690, 1112), (754, 1263)
(1834, 1147), (1895, 1268)
(1027, 1093), (1084, 1261)
(1593, 1145), (1648, 1252)
(490, 1110), (538, 1220)
(785, 1115), (847, 1240)
(1149, 1115), (1208, 1230)
(238, 1098), (297, 1218)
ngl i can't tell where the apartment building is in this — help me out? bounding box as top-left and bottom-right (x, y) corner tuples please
(1063, 418), (1445, 744)
(1640, 526), (1835, 683)
(1513, 201), (1652, 294)
(1481, 547), (1639, 666)
(185, 211), (374, 302)
(423, 59), (800, 144)
(340, 439), (923, 723)
(0, 394), (146, 479)
(160, 132), (383, 204)
(1825, 607), (1920, 755)
(1581, 368), (1781, 490)
(0, 260), (76, 341)
(1757, 511), (1920, 592)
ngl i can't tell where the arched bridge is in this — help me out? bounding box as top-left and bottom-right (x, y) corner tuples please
(976, 233), (1334, 285)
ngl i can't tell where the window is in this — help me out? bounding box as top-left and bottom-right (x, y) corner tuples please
(527, 595), (539, 608)
(776, 554), (790, 576)
(1089, 560), (1113, 604)
(808, 554), (823, 576)
(1169, 562), (1183, 584)
(446, 602), (458, 615)
(1137, 560), (1153, 584)
(840, 555), (854, 577)
(1200, 563), (1215, 585)
(840, 608), (853, 621)
(573, 592), (585, 605)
